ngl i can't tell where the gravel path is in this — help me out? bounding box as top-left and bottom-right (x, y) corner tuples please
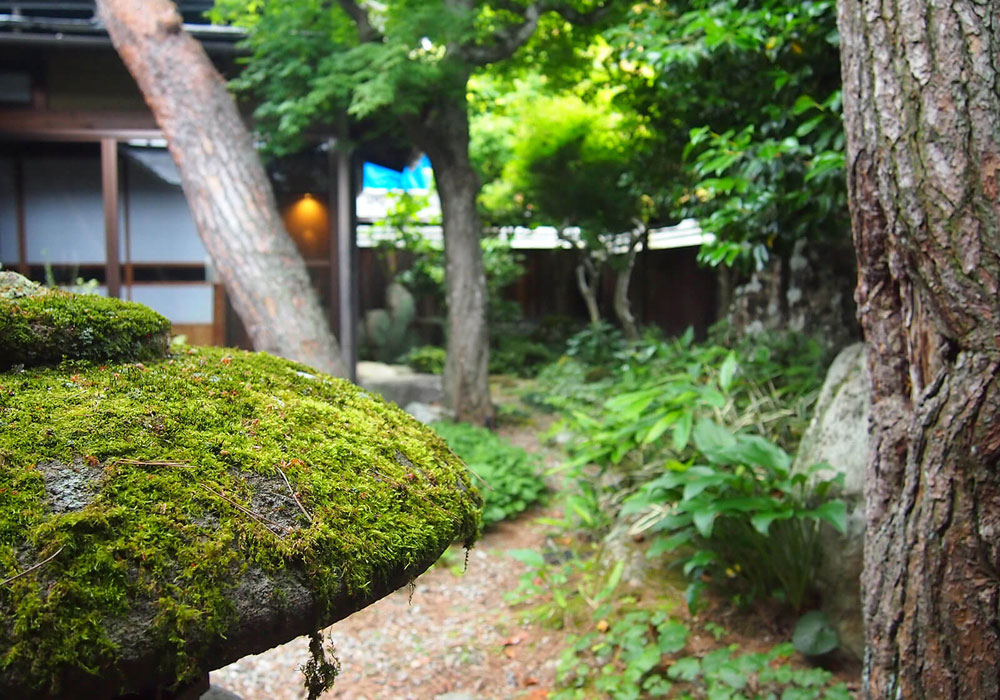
(210, 510), (562, 700)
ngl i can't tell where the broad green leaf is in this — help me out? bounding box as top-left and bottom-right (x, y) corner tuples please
(792, 610), (839, 656)
(647, 532), (693, 558)
(667, 656), (701, 681)
(673, 411), (694, 451)
(750, 510), (794, 535)
(718, 352), (738, 392)
(730, 434), (791, 472)
(692, 419), (738, 463)
(692, 509), (717, 538)
(811, 500), (848, 533)
(656, 620), (690, 654)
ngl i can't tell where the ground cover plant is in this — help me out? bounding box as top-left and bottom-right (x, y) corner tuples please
(509, 325), (850, 695)
(430, 421), (547, 527)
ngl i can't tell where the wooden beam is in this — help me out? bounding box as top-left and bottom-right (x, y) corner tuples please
(101, 138), (121, 298)
(0, 109), (161, 142)
(335, 141), (358, 383)
(13, 156), (27, 275)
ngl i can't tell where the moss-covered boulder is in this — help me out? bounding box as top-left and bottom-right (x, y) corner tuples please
(0, 272), (171, 370)
(0, 285), (482, 699)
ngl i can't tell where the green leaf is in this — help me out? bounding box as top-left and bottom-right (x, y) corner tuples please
(751, 510), (793, 535)
(729, 435), (791, 472)
(507, 549), (545, 569)
(656, 620), (690, 654)
(811, 500), (848, 533)
(667, 656), (701, 681)
(673, 411), (694, 451)
(644, 412), (679, 446)
(718, 352), (738, 392)
(692, 419), (738, 463)
(792, 610), (839, 656)
(693, 508), (717, 537)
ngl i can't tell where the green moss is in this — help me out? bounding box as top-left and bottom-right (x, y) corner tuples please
(0, 346), (482, 695)
(0, 276), (171, 370)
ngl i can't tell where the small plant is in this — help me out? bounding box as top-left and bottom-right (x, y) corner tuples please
(565, 321), (627, 366)
(362, 281), (417, 363)
(431, 421), (547, 526)
(508, 552), (851, 700)
(623, 419), (846, 611)
(403, 345), (446, 374)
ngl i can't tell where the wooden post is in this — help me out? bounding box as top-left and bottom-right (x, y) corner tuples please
(13, 156), (27, 276)
(100, 138), (121, 298)
(335, 141), (358, 383)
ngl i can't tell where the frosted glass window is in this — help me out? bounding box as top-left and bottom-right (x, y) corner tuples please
(24, 156), (105, 264)
(124, 157), (205, 263)
(129, 284), (213, 324)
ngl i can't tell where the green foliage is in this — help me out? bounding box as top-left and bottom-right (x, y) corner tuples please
(622, 420), (846, 610)
(605, 0), (846, 268)
(430, 421), (547, 526)
(362, 282), (417, 363)
(403, 345), (447, 374)
(507, 551), (850, 700)
(565, 321), (627, 367)
(489, 335), (557, 377)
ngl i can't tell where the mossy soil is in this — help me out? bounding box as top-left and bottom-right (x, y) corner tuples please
(0, 346), (481, 696)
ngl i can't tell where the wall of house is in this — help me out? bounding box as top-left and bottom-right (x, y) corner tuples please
(0, 146), (216, 338)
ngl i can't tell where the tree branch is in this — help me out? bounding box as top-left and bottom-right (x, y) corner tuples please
(334, 0), (380, 43)
(458, 1), (612, 66)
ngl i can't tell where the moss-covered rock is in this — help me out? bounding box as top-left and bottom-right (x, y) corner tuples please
(0, 291), (481, 699)
(0, 272), (171, 370)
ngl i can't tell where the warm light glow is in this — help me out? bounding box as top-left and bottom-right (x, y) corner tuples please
(283, 193), (329, 256)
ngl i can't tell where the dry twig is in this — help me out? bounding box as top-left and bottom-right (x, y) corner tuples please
(1, 546), (65, 587)
(276, 463), (313, 523)
(199, 484), (289, 535)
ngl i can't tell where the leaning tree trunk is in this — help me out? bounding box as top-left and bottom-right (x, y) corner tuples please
(97, 0), (344, 376)
(415, 99), (494, 426)
(838, 1), (1000, 697)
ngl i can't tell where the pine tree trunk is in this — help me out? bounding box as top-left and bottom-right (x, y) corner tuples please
(97, 0), (344, 376)
(415, 100), (493, 426)
(838, 0), (1000, 696)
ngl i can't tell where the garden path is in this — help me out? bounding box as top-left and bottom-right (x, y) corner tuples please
(210, 424), (565, 700)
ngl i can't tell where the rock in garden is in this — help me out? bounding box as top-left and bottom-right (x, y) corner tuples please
(792, 342), (869, 660)
(0, 274), (482, 699)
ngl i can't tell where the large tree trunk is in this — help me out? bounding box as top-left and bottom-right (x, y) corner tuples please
(838, 1), (1000, 696)
(413, 99), (494, 426)
(97, 0), (344, 376)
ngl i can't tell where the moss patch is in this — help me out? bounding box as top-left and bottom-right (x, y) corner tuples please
(0, 346), (481, 696)
(0, 274), (171, 370)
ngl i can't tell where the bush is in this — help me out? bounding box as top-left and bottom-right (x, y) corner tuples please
(404, 345), (446, 374)
(431, 421), (547, 526)
(490, 335), (557, 377)
(622, 419), (846, 610)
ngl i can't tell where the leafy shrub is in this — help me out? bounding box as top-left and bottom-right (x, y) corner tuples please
(404, 345), (446, 374)
(490, 335), (557, 377)
(623, 419), (846, 611)
(431, 421), (547, 526)
(565, 321), (627, 366)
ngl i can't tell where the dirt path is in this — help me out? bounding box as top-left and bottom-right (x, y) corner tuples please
(210, 507), (561, 700)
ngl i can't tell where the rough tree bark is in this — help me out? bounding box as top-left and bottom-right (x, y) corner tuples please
(838, 0), (1000, 696)
(410, 98), (494, 425)
(97, 0), (345, 376)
